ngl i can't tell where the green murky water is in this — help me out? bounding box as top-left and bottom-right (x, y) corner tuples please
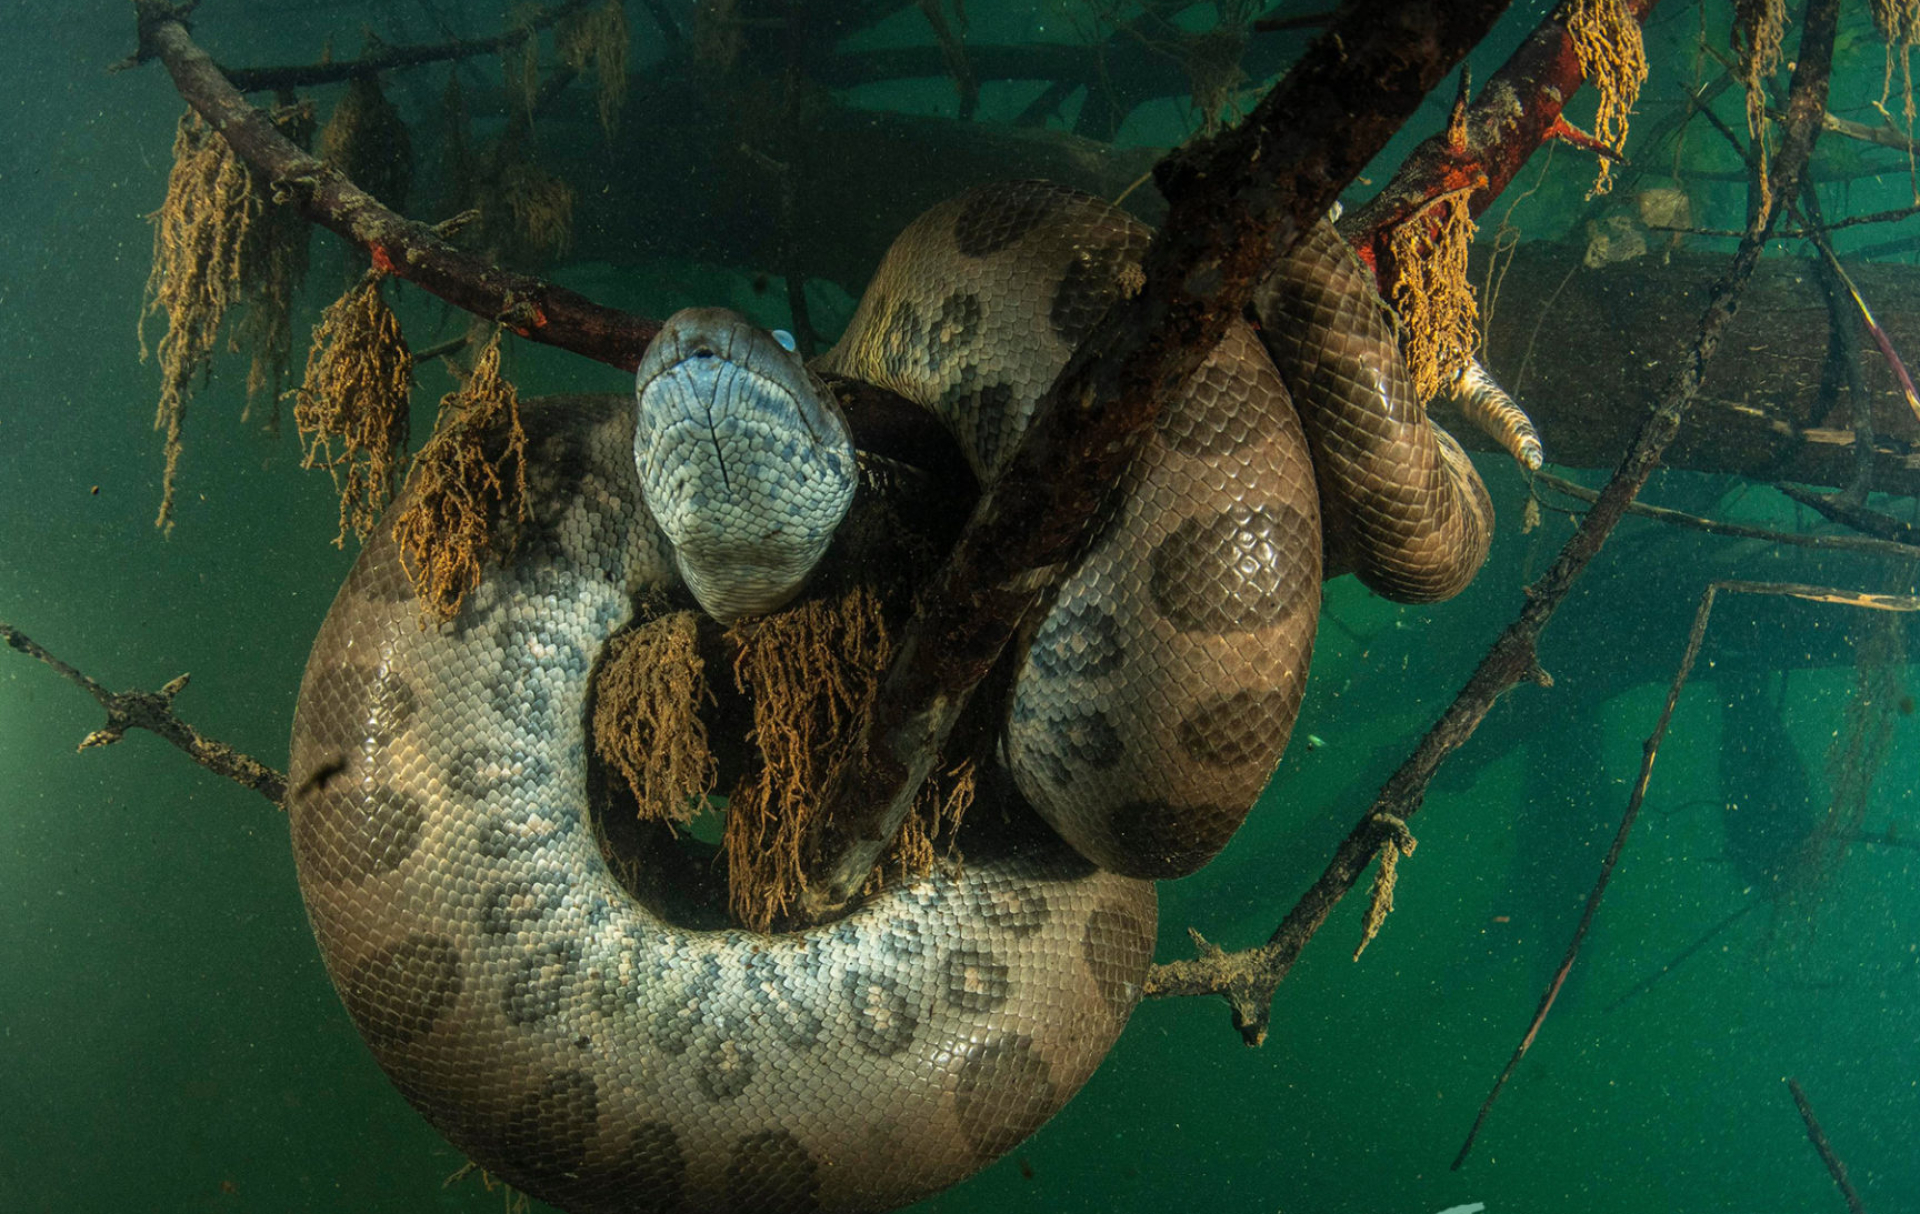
(3, 2), (1916, 1211)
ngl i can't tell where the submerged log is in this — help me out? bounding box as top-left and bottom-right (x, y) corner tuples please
(1472, 239), (1920, 494)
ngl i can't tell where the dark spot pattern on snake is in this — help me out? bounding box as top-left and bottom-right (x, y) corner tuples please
(1149, 505), (1310, 634)
(1020, 705), (1124, 787)
(1026, 599), (1122, 681)
(480, 870), (567, 939)
(649, 953), (722, 1056)
(942, 947), (1011, 1013)
(695, 1034), (756, 1101)
(880, 917), (928, 962)
(603, 1121), (688, 1213)
(844, 968), (917, 1056)
(724, 1128), (823, 1214)
(930, 291), (984, 368)
(292, 779), (428, 886)
(969, 881), (1051, 937)
(743, 952), (823, 1049)
(338, 934), (463, 1050)
(952, 183), (1070, 256)
(503, 1069), (599, 1189)
(1176, 688), (1298, 769)
(1102, 798), (1231, 878)
(504, 939), (581, 1026)
(952, 1033), (1057, 1160)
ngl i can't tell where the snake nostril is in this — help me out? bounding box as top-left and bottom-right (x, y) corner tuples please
(690, 346), (716, 359)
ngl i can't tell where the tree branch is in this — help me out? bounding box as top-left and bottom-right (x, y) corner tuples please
(1, 621), (287, 807)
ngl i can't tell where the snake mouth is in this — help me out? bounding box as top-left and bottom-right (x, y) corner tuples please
(633, 307), (858, 622)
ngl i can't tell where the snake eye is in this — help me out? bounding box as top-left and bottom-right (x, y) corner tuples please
(771, 329), (797, 353)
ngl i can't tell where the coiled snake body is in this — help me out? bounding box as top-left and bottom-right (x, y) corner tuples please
(287, 182), (1494, 1213)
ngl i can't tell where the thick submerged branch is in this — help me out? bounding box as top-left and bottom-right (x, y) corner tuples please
(793, 0), (1514, 921)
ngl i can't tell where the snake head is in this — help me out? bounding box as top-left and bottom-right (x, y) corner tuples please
(634, 307), (857, 623)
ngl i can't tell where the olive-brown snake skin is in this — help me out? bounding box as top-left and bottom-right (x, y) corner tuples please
(286, 182), (1495, 1213)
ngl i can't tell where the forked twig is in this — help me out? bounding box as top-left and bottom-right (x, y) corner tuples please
(0, 620), (287, 806)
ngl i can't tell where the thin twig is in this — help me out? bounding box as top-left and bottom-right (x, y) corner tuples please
(1451, 576), (1723, 1168)
(0, 621), (287, 806)
(1775, 483), (1920, 546)
(1534, 472), (1919, 559)
(1602, 895), (1763, 1013)
(1789, 1078), (1869, 1214)
(213, 0), (595, 92)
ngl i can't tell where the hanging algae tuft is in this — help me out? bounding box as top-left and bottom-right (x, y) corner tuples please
(502, 2), (544, 123)
(723, 587), (894, 932)
(139, 105), (312, 531)
(1388, 187), (1480, 404)
(390, 330), (528, 622)
(1354, 816), (1417, 961)
(1871, 0), (1920, 198)
(320, 69), (414, 214)
(1788, 610), (1908, 917)
(557, 0), (631, 143)
(1568, 0), (1648, 198)
(292, 272), (414, 544)
(719, 586), (971, 932)
(593, 607), (719, 827)
(496, 153), (576, 264)
(1731, 0), (1786, 214)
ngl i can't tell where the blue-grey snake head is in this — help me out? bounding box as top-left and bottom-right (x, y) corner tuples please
(634, 307), (857, 622)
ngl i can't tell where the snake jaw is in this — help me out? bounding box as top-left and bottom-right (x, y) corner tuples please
(634, 307), (857, 623)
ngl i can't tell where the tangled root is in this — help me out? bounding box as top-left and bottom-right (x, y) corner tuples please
(293, 273), (414, 544)
(140, 105), (311, 531)
(724, 587), (892, 932)
(593, 608), (720, 827)
(1388, 187), (1479, 404)
(1570, 0), (1649, 198)
(390, 330), (528, 622)
(558, 0), (630, 142)
(320, 70), (414, 213)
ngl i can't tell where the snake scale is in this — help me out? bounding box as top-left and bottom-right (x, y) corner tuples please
(287, 182), (1495, 1213)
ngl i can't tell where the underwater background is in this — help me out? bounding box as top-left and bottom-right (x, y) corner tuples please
(2, 0), (1917, 1210)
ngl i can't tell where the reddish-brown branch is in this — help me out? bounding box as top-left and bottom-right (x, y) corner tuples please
(1343, 0), (1660, 272)
(134, 3), (658, 373)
